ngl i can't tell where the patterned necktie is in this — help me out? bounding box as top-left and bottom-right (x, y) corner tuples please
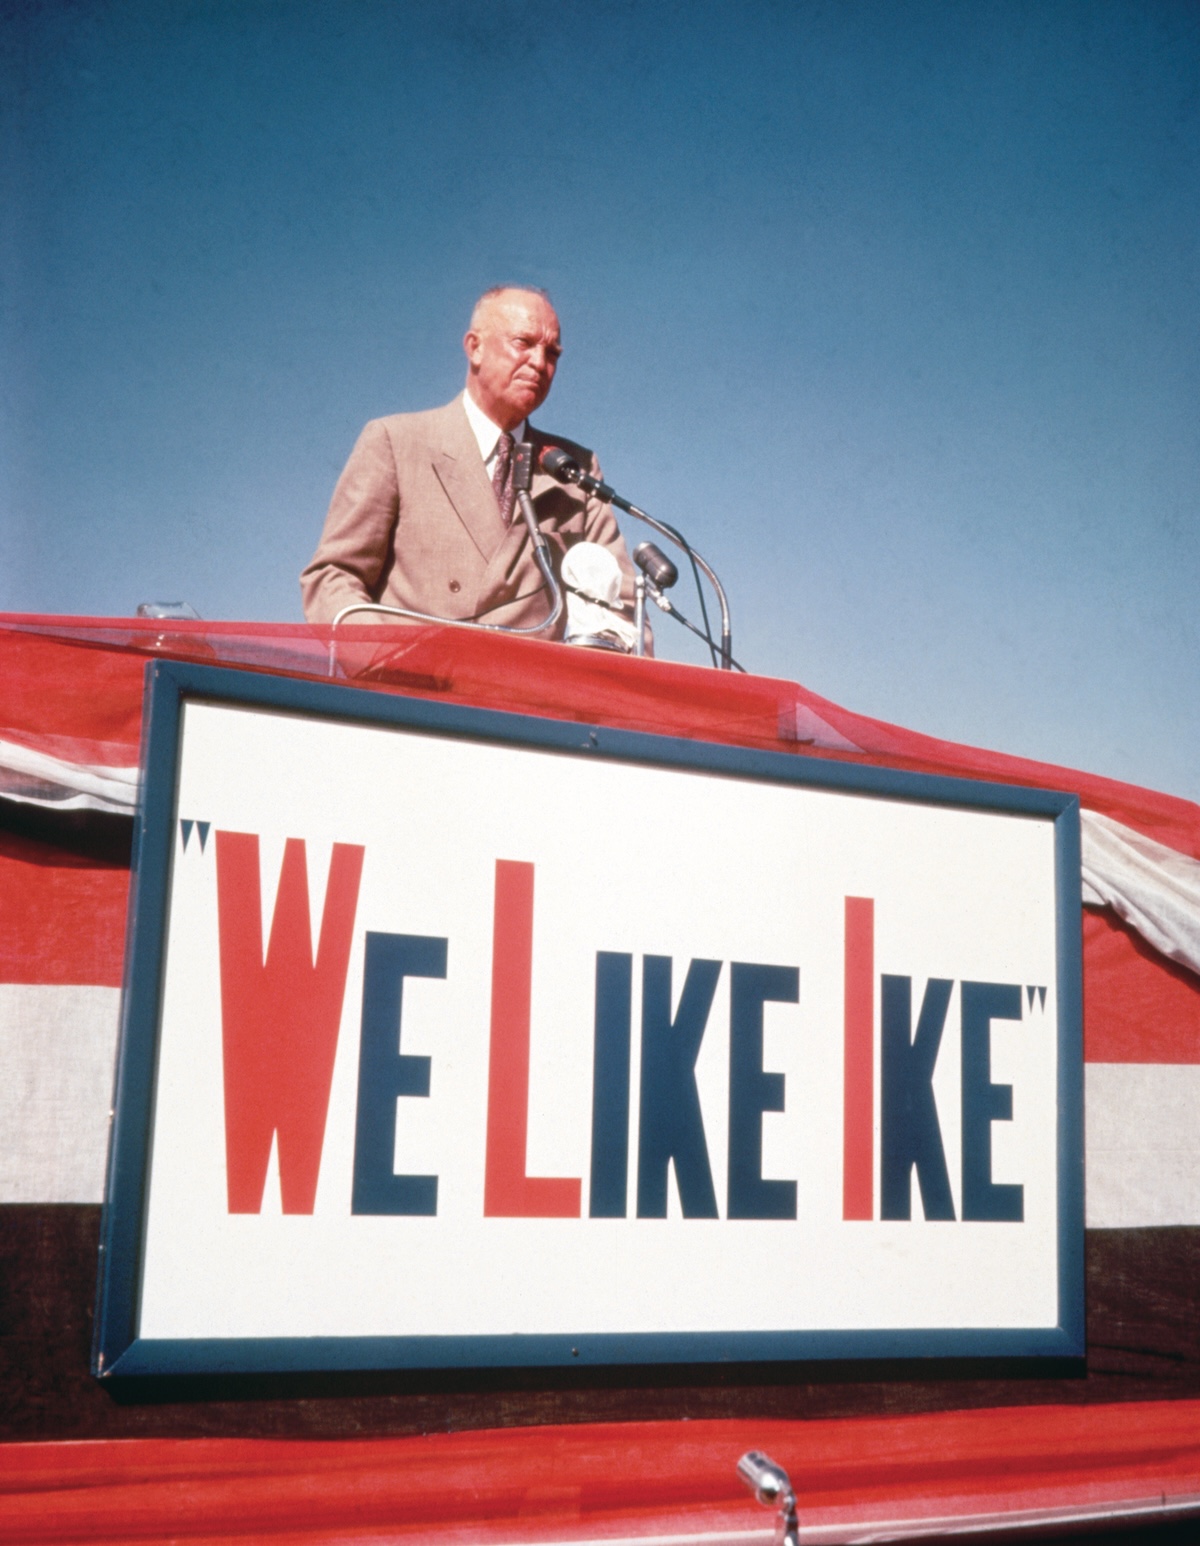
(492, 432), (516, 525)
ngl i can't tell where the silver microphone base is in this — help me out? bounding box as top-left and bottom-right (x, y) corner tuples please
(564, 632), (631, 654)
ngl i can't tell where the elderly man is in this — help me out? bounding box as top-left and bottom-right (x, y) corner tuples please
(300, 287), (639, 637)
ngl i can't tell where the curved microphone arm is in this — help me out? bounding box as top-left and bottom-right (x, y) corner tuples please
(326, 490), (564, 677)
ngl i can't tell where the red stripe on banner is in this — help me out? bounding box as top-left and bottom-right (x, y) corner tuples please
(843, 896), (874, 1220)
(216, 832), (364, 1214)
(1084, 908), (1200, 1063)
(2, 1404), (1200, 1542)
(0, 630), (145, 760)
(484, 860), (581, 1218)
(0, 832), (128, 988)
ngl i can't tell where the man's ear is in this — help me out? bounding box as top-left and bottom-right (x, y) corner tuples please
(463, 329), (482, 368)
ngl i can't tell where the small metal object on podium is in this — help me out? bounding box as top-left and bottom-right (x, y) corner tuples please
(136, 602), (201, 620)
(737, 1451), (799, 1546)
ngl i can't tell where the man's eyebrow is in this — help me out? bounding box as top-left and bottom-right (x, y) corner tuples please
(513, 332), (562, 352)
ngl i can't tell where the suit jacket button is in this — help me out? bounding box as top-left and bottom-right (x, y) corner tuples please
(448, 579), (461, 593)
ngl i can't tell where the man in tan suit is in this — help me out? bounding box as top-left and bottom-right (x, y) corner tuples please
(300, 287), (639, 636)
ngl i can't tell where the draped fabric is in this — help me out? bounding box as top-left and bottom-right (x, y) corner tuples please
(3, 614), (1200, 1540)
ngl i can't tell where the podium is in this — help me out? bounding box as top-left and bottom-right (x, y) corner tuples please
(2, 613), (1199, 1540)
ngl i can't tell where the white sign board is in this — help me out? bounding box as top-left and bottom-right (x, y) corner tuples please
(95, 662), (1083, 1377)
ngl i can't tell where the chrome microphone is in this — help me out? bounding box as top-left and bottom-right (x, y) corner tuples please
(537, 446), (617, 502)
(633, 542), (678, 591)
(537, 445), (582, 481)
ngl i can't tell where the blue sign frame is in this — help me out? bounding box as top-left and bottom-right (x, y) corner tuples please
(93, 660), (1084, 1380)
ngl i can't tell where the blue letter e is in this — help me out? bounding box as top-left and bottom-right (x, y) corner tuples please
(352, 931), (446, 1216)
(961, 980), (1024, 1222)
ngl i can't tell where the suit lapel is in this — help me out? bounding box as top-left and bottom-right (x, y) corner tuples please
(431, 398), (506, 562)
(473, 424), (555, 606)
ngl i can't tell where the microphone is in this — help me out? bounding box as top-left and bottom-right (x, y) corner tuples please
(633, 542), (678, 590)
(513, 438), (536, 493)
(513, 443), (555, 581)
(537, 445), (618, 503)
(537, 445), (582, 481)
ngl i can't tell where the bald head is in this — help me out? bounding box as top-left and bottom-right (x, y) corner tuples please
(464, 287), (562, 431)
(468, 285), (554, 331)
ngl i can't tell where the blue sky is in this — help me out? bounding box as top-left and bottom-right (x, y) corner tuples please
(3, 0), (1197, 801)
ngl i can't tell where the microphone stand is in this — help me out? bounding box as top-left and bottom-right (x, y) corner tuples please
(548, 461), (733, 670)
(633, 573), (647, 658)
(327, 441), (563, 676)
(512, 440), (565, 633)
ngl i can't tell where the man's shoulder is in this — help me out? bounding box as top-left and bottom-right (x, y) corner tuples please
(364, 398), (465, 446)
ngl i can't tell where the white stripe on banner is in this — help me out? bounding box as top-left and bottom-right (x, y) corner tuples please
(0, 737), (138, 813)
(0, 984), (120, 1203)
(1082, 810), (1200, 979)
(1086, 1063), (1200, 1228)
(1, 984), (1198, 1224)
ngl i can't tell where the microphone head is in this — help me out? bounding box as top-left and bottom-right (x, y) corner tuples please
(513, 439), (535, 493)
(537, 445), (582, 482)
(737, 1451), (792, 1509)
(633, 541), (679, 590)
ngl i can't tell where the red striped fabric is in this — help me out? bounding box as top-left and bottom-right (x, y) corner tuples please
(0, 831), (127, 988)
(2, 1404), (1199, 1543)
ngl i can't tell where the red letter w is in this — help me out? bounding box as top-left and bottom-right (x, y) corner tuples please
(216, 832), (364, 1213)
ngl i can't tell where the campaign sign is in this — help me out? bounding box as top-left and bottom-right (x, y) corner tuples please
(94, 661), (1083, 1378)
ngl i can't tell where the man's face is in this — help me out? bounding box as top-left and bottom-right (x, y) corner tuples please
(464, 291), (562, 430)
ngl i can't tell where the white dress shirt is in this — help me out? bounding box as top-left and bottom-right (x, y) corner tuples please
(462, 390), (527, 478)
